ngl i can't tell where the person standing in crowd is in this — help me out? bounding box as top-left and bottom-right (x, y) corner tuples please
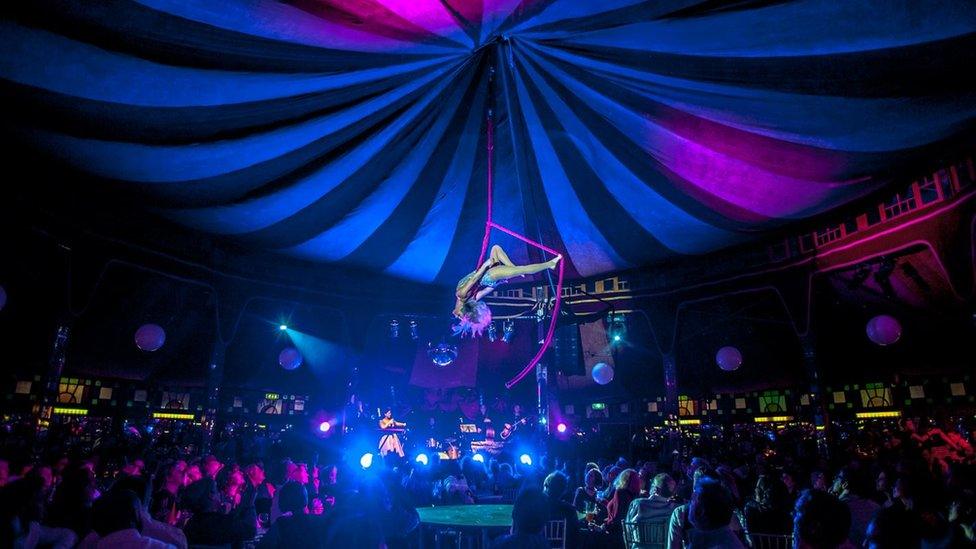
(183, 462), (203, 487)
(78, 475), (187, 549)
(245, 462), (275, 520)
(742, 474), (793, 536)
(87, 490), (175, 549)
(0, 477), (76, 549)
(831, 467), (881, 546)
(864, 506), (921, 549)
(217, 464), (247, 513)
(792, 489), (853, 549)
(258, 481), (325, 548)
(151, 461), (186, 526)
(46, 464), (97, 539)
(181, 478), (256, 547)
(202, 455), (223, 481)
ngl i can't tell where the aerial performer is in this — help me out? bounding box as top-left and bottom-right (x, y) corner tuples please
(453, 244), (562, 336)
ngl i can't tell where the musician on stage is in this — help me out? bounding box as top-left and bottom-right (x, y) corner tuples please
(378, 408), (406, 457)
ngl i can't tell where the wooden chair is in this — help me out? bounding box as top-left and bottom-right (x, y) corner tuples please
(622, 520), (667, 549)
(746, 532), (793, 549)
(545, 519), (567, 549)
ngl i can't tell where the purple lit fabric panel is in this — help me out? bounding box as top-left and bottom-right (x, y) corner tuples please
(1, 0), (974, 285)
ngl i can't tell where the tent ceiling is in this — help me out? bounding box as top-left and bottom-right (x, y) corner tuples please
(2, 0), (975, 286)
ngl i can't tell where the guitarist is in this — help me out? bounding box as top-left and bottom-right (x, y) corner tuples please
(501, 404), (530, 440)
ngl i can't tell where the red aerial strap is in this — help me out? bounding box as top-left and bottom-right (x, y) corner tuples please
(476, 101), (564, 389)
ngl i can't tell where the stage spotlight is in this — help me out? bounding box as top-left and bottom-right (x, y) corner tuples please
(410, 320), (419, 340)
(613, 334), (621, 342)
(502, 320), (515, 343)
(389, 319), (399, 339)
(360, 453), (374, 469)
(519, 454), (532, 466)
(487, 322), (497, 342)
(415, 453), (429, 466)
(318, 421), (331, 433)
(472, 453), (485, 463)
(556, 422), (567, 434)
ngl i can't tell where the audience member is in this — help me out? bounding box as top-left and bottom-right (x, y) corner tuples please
(491, 489), (549, 549)
(831, 466), (881, 546)
(88, 490), (175, 549)
(793, 489), (852, 549)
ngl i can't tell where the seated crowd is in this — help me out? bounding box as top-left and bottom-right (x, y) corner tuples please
(0, 416), (973, 548)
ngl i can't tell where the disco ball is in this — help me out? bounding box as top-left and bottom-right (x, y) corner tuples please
(428, 342), (458, 367)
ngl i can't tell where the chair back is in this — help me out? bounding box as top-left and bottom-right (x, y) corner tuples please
(747, 532), (793, 549)
(545, 519), (567, 549)
(500, 487), (518, 503)
(622, 520), (667, 549)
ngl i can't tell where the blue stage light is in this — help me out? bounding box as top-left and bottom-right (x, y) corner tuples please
(360, 453), (374, 469)
(519, 454), (532, 466)
(415, 453), (429, 466)
(279, 324), (288, 331)
(472, 453), (485, 463)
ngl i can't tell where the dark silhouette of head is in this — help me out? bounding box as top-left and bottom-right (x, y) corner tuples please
(793, 489), (851, 549)
(689, 477), (734, 530)
(543, 471), (569, 500)
(511, 489), (549, 535)
(92, 490), (141, 537)
(865, 506), (921, 549)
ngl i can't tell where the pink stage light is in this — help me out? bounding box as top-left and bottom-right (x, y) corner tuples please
(556, 422), (567, 434)
(318, 421), (331, 433)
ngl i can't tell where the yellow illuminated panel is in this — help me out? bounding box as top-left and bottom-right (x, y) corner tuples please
(152, 412), (195, 420)
(754, 416), (793, 423)
(678, 419), (701, 425)
(855, 410), (901, 419)
(53, 407), (88, 416)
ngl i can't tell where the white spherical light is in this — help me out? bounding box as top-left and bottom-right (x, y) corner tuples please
(716, 346), (743, 372)
(134, 324), (166, 352)
(278, 347), (303, 370)
(591, 362), (615, 385)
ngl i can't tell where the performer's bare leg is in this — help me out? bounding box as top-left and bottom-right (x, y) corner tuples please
(486, 255), (561, 282)
(489, 245), (516, 267)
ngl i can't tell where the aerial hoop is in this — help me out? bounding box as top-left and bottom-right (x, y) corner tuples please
(475, 104), (564, 389)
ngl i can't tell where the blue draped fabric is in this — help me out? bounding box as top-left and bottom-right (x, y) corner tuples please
(2, 0), (974, 284)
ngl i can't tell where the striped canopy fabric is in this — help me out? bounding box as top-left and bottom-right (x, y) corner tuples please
(2, 1), (975, 286)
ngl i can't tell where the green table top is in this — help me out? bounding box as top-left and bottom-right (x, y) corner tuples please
(417, 504), (513, 529)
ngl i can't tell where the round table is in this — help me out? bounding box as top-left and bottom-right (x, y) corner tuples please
(417, 505), (512, 548)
